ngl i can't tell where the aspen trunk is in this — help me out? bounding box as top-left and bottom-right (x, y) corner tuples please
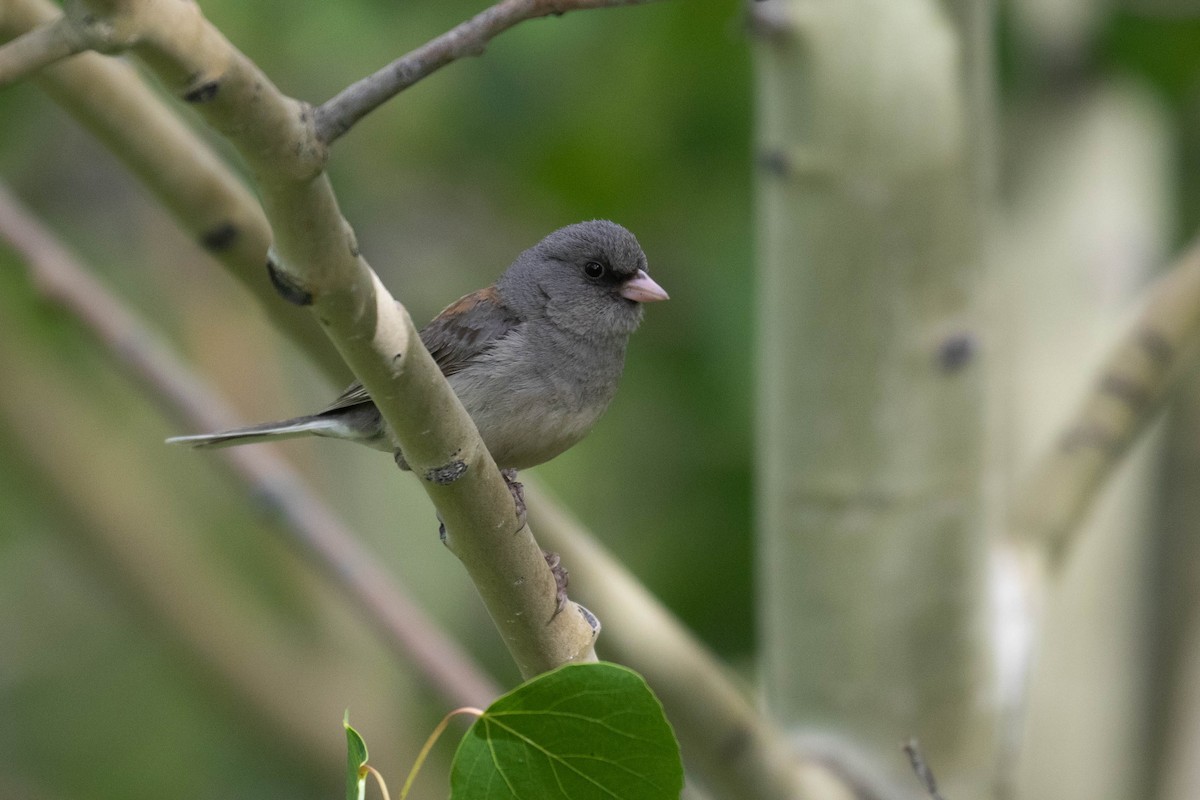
(753, 1), (998, 796)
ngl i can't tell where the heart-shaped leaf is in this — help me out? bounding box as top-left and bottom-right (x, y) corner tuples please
(451, 662), (682, 799)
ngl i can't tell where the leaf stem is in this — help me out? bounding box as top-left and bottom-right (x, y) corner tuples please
(399, 707), (485, 800)
(365, 766), (392, 800)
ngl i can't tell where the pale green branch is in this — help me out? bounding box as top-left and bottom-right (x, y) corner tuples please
(1012, 237), (1200, 563)
(63, 0), (597, 677)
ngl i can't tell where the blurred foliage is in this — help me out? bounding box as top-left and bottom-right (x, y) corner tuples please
(1, 0), (1200, 798)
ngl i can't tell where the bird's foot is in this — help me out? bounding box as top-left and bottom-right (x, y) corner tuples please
(543, 549), (569, 621)
(501, 468), (527, 528)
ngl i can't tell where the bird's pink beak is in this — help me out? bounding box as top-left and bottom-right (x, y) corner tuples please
(620, 269), (669, 303)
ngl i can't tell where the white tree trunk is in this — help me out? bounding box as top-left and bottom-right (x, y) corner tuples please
(754, 1), (998, 796)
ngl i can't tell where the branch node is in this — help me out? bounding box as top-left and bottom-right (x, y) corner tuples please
(1137, 328), (1173, 366)
(266, 257), (313, 306)
(424, 459), (469, 486)
(936, 332), (976, 373)
(69, 2), (139, 54)
(574, 603), (601, 634)
(344, 223), (361, 257)
(1098, 373), (1150, 410)
(183, 79), (221, 103)
(757, 148), (792, 177)
(199, 222), (239, 252)
(902, 739), (946, 800)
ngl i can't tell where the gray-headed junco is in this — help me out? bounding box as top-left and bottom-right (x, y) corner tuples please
(167, 220), (668, 471)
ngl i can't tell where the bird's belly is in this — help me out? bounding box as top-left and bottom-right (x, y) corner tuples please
(476, 398), (601, 470)
(448, 331), (622, 470)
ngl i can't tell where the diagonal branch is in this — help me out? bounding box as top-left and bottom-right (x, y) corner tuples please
(313, 0), (657, 144)
(0, 181), (500, 711)
(58, 0), (598, 679)
(1013, 236), (1200, 563)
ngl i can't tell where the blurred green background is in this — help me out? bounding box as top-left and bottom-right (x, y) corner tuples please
(1, 1), (1200, 798)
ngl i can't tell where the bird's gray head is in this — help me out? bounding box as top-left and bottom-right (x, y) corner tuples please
(498, 220), (668, 339)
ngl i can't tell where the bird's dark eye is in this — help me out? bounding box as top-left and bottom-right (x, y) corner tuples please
(584, 261), (607, 279)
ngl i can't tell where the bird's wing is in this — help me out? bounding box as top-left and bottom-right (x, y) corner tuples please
(421, 285), (523, 377)
(319, 286), (520, 413)
(319, 382), (373, 413)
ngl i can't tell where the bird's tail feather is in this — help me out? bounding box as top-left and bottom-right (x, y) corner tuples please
(165, 416), (346, 449)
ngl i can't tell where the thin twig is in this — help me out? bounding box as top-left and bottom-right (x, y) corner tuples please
(0, 15), (86, 88)
(1012, 237), (1200, 564)
(903, 739), (947, 800)
(0, 182), (500, 711)
(398, 707), (483, 800)
(314, 0), (656, 144)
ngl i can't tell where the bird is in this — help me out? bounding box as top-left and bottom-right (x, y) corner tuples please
(167, 220), (668, 474)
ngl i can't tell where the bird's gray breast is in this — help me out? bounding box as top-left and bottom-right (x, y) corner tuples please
(447, 327), (627, 469)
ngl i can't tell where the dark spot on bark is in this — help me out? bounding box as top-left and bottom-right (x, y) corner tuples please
(1099, 374), (1149, 409)
(758, 149), (790, 177)
(183, 81), (220, 104)
(575, 604), (600, 634)
(1061, 423), (1117, 454)
(199, 222), (238, 252)
(1138, 330), (1173, 367)
(425, 459), (467, 485)
(266, 258), (313, 306)
(718, 726), (753, 762)
(937, 332), (976, 373)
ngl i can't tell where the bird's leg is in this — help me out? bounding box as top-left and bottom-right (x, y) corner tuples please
(542, 550), (570, 620)
(500, 468), (526, 527)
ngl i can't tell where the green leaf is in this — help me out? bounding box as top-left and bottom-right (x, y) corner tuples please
(344, 710), (369, 800)
(450, 662), (682, 800)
